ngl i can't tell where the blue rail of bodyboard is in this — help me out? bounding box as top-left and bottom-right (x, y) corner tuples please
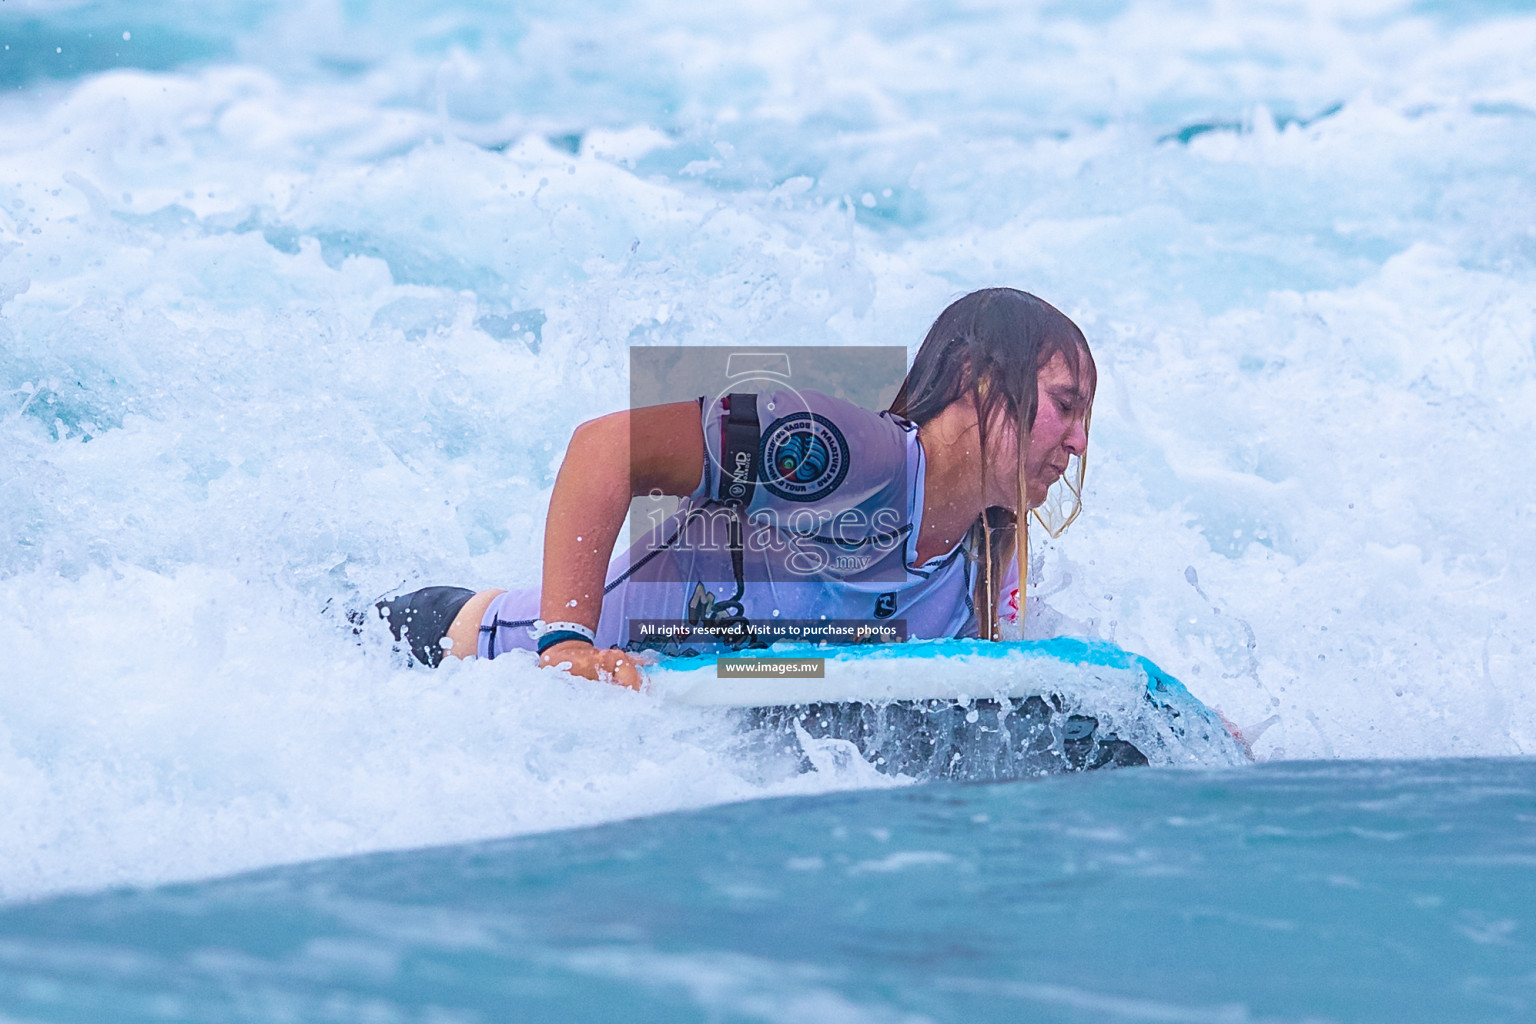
(655, 637), (1197, 703)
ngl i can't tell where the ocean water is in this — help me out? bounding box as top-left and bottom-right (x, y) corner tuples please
(2, 0), (1534, 1015)
(2, 759), (1534, 1022)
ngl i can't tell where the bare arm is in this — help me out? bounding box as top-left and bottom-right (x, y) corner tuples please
(537, 401), (705, 686)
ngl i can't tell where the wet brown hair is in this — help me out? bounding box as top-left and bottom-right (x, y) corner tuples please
(888, 288), (1095, 637)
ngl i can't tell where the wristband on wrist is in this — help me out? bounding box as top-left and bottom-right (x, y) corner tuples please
(534, 620), (597, 655)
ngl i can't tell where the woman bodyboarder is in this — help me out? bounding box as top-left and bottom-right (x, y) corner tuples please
(379, 288), (1095, 689)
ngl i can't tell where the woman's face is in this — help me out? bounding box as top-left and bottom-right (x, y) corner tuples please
(1021, 352), (1092, 508)
(972, 351), (1093, 510)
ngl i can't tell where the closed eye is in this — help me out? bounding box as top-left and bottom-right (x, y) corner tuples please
(1047, 385), (1091, 419)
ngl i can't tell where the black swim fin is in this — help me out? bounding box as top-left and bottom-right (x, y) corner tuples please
(375, 586), (476, 667)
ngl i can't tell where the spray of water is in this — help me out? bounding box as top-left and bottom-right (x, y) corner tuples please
(1, 0), (1533, 901)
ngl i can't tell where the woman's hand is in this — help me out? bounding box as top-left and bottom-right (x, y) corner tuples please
(538, 640), (645, 690)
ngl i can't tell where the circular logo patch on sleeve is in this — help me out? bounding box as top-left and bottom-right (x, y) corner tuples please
(760, 412), (850, 502)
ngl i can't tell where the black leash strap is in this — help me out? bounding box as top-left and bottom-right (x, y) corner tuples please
(719, 393), (759, 508)
(714, 394), (759, 631)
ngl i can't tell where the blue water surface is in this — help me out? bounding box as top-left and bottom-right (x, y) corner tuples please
(3, 758), (1534, 1023)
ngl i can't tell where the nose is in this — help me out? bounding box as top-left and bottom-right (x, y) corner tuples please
(1063, 414), (1088, 457)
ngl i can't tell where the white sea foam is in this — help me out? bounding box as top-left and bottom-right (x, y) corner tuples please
(1, 0), (1534, 901)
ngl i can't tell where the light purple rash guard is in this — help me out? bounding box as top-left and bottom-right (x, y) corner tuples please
(479, 388), (993, 658)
